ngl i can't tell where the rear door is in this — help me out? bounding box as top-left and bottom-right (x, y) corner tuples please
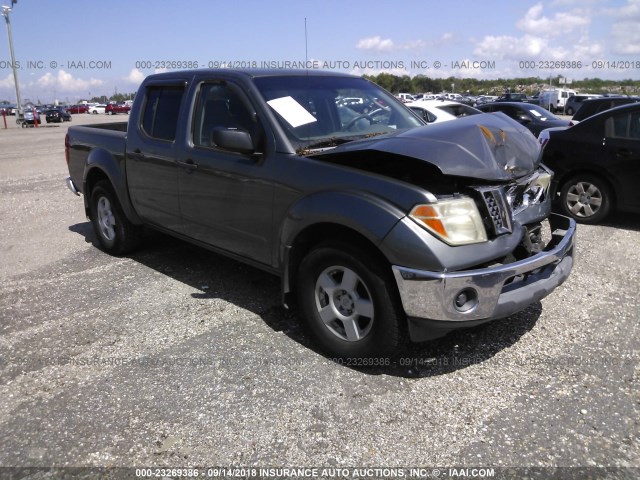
(603, 109), (640, 210)
(127, 81), (187, 232)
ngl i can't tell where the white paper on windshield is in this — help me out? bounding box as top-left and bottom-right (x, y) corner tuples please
(267, 96), (317, 128)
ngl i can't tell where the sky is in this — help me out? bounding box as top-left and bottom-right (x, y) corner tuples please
(0, 0), (639, 104)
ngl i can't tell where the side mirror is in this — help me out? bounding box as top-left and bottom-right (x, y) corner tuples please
(211, 127), (254, 154)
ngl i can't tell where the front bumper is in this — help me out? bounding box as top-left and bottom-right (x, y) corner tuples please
(392, 213), (576, 341)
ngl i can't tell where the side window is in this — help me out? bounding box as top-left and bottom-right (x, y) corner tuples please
(500, 106), (519, 120)
(630, 113), (640, 139)
(141, 85), (185, 141)
(192, 83), (255, 148)
(605, 112), (640, 140)
(410, 107), (436, 123)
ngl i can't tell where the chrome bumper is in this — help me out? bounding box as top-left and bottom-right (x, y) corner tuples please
(65, 176), (80, 196)
(392, 213), (576, 324)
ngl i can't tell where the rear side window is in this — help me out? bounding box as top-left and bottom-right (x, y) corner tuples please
(141, 85), (185, 141)
(606, 112), (640, 140)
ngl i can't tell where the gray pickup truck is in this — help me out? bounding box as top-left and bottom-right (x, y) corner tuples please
(65, 69), (576, 358)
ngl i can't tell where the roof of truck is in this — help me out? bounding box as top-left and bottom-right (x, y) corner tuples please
(143, 69), (359, 82)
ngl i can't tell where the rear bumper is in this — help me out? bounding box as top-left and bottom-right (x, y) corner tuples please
(392, 213), (576, 341)
(65, 176), (80, 196)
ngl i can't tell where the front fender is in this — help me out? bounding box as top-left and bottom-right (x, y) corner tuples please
(279, 190), (407, 297)
(280, 189), (406, 252)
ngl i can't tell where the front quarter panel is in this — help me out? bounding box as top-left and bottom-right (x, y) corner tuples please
(280, 189), (406, 258)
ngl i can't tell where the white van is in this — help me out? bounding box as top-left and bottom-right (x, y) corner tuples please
(539, 89), (576, 113)
(396, 93), (416, 103)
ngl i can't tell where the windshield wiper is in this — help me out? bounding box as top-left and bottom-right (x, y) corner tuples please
(297, 137), (359, 155)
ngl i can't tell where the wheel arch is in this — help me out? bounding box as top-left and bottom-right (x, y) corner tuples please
(278, 190), (407, 305)
(83, 151), (142, 224)
(554, 166), (618, 210)
(283, 222), (399, 310)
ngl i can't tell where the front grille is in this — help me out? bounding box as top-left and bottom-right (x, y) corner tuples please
(477, 187), (513, 236)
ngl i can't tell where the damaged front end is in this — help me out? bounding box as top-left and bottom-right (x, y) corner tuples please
(308, 113), (576, 340)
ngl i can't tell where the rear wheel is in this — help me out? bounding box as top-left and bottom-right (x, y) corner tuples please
(296, 242), (405, 359)
(89, 180), (142, 254)
(559, 174), (612, 224)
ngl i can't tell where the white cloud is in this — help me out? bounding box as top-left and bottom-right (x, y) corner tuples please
(356, 35), (434, 52)
(35, 70), (104, 92)
(473, 3), (602, 65)
(125, 68), (145, 84)
(0, 73), (14, 89)
(517, 2), (589, 36)
(605, 0), (640, 54)
(356, 36), (396, 52)
(474, 34), (549, 60)
(603, 0), (640, 17)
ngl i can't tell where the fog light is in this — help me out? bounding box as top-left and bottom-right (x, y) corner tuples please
(454, 288), (478, 312)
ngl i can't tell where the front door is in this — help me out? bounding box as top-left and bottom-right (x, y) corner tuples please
(178, 80), (274, 265)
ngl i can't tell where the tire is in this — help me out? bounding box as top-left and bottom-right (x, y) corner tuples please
(296, 242), (405, 359)
(89, 180), (142, 255)
(565, 107), (574, 115)
(558, 174), (613, 224)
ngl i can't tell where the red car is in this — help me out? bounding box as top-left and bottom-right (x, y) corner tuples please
(66, 105), (89, 114)
(105, 103), (131, 115)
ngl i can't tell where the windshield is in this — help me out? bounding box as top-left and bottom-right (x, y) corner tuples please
(254, 75), (423, 150)
(436, 104), (481, 118)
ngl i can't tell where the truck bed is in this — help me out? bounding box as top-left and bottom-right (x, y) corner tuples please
(66, 122), (128, 195)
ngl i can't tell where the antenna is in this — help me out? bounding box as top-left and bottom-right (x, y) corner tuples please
(304, 17), (308, 71)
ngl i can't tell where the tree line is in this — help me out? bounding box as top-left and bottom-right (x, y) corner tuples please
(363, 73), (640, 95)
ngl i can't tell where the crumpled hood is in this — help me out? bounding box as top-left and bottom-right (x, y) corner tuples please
(312, 112), (541, 181)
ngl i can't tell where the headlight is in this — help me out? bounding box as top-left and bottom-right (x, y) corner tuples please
(531, 171), (552, 203)
(409, 197), (488, 246)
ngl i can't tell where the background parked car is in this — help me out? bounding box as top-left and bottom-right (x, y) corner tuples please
(45, 108), (72, 123)
(541, 102), (640, 224)
(539, 88), (577, 113)
(21, 110), (41, 126)
(65, 105), (89, 114)
(473, 95), (497, 106)
(571, 96), (640, 123)
(477, 102), (570, 137)
(564, 94), (602, 116)
(88, 104), (107, 114)
(495, 93), (530, 102)
(407, 100), (481, 123)
(105, 103), (131, 115)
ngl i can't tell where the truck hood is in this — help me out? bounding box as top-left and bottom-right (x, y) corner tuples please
(311, 112), (541, 181)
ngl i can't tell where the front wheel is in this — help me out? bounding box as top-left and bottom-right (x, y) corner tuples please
(89, 180), (142, 255)
(558, 174), (613, 224)
(296, 243), (405, 359)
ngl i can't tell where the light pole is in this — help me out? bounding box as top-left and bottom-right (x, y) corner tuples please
(2, 1), (22, 121)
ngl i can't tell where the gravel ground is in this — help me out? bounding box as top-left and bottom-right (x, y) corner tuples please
(0, 113), (638, 478)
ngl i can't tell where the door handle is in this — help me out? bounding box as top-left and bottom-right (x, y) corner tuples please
(128, 148), (145, 160)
